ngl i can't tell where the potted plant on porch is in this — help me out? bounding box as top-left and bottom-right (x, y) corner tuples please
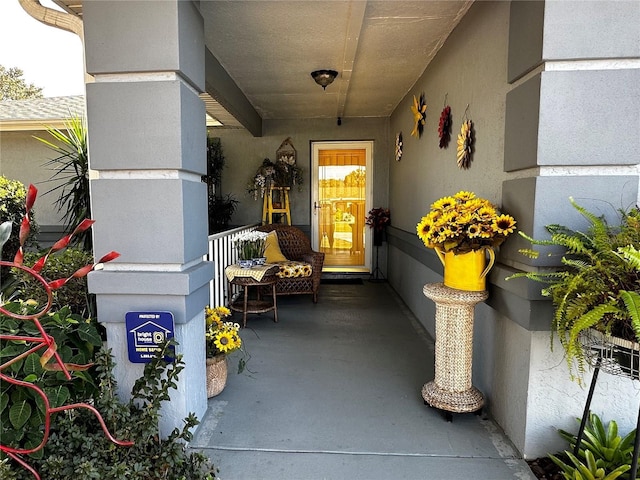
(416, 191), (517, 291)
(234, 230), (268, 267)
(508, 197), (640, 381)
(204, 305), (245, 397)
(247, 157), (304, 200)
(366, 207), (391, 246)
(416, 192), (517, 417)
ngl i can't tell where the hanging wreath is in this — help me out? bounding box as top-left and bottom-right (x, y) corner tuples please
(438, 105), (452, 149)
(395, 132), (403, 161)
(410, 93), (427, 138)
(456, 119), (474, 169)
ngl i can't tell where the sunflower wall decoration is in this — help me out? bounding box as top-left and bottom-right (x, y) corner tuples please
(438, 105), (452, 148)
(456, 119), (474, 169)
(410, 93), (427, 138)
(395, 132), (403, 161)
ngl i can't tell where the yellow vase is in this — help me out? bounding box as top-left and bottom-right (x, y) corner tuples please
(435, 247), (495, 291)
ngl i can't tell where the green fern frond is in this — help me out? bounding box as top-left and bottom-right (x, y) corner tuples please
(517, 230), (557, 247)
(553, 273), (590, 323)
(546, 223), (579, 237)
(570, 197), (608, 230)
(618, 245), (640, 271)
(517, 248), (540, 259)
(561, 257), (594, 271)
(569, 303), (619, 346)
(507, 270), (567, 284)
(565, 297), (593, 323)
(619, 290), (640, 343)
(550, 233), (590, 254)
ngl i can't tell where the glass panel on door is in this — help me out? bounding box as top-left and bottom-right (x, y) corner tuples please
(317, 149), (366, 268)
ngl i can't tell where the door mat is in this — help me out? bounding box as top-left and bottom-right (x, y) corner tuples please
(321, 278), (364, 285)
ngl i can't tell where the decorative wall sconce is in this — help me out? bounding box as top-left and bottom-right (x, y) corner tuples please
(311, 69), (338, 90)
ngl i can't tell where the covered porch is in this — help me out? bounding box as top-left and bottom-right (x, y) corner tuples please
(191, 281), (536, 479)
(8, 0), (638, 465)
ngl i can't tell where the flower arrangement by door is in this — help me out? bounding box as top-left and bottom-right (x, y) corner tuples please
(366, 207), (391, 246)
(416, 191), (516, 291)
(205, 306), (244, 397)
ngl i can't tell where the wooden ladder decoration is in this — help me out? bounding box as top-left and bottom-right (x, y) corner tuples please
(262, 187), (291, 225)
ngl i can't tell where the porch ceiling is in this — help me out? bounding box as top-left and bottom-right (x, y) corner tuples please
(53, 0), (473, 124)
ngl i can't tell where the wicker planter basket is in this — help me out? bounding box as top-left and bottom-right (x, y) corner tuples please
(206, 355), (228, 398)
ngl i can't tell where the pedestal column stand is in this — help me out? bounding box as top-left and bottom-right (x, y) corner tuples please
(574, 335), (640, 479)
(422, 283), (488, 421)
(369, 229), (385, 282)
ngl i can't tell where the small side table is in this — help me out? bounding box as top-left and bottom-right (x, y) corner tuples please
(421, 283), (488, 420)
(226, 265), (279, 327)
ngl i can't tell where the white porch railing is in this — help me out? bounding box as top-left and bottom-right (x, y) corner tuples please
(206, 224), (259, 307)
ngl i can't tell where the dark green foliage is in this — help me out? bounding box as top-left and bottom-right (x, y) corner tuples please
(0, 176), (39, 264)
(206, 137), (226, 190)
(35, 115), (92, 251)
(208, 194), (239, 233)
(0, 302), (102, 456)
(203, 137), (238, 233)
(0, 66), (43, 100)
(549, 412), (636, 479)
(507, 198), (640, 379)
(15, 248), (96, 318)
(0, 342), (217, 479)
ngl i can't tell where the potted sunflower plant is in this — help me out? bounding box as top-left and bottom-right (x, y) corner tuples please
(204, 305), (246, 397)
(416, 191), (517, 291)
(508, 198), (640, 382)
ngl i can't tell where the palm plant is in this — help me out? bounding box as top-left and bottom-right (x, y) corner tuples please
(35, 115), (91, 250)
(508, 198), (640, 378)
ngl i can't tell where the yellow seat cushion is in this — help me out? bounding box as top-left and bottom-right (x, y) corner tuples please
(276, 261), (313, 278)
(264, 231), (288, 263)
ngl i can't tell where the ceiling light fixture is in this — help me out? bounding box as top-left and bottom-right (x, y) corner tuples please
(311, 69), (338, 90)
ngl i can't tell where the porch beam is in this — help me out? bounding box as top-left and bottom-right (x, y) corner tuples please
(205, 47), (263, 137)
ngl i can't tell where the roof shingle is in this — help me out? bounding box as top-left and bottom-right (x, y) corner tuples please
(0, 95), (85, 121)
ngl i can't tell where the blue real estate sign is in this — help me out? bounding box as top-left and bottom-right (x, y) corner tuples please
(125, 311), (175, 363)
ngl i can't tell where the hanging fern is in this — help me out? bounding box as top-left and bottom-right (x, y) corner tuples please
(507, 198), (640, 381)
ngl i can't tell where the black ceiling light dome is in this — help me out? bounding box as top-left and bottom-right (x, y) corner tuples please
(311, 70), (338, 90)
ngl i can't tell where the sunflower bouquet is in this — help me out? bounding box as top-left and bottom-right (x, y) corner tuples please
(205, 306), (243, 358)
(416, 191), (516, 254)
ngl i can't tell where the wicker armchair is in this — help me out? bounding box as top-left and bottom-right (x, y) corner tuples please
(256, 224), (325, 303)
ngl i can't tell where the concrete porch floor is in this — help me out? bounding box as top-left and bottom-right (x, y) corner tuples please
(190, 281), (536, 480)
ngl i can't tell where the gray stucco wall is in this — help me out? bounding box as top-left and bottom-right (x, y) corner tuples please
(210, 117), (390, 231)
(1, 131), (67, 227)
(387, 0), (640, 458)
(388, 0), (525, 449)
